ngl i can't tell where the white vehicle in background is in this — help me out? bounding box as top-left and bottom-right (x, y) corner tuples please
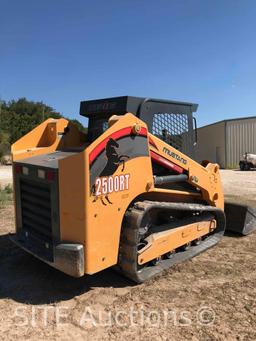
(239, 152), (256, 170)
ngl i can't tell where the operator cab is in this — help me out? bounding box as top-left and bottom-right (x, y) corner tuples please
(80, 96), (198, 158)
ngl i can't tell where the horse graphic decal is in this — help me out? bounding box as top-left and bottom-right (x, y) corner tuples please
(92, 138), (130, 205)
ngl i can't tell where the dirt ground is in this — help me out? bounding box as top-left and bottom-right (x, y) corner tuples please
(0, 166), (12, 187)
(0, 170), (255, 341)
(220, 169), (256, 196)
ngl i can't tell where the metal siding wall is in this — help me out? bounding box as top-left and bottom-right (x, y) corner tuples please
(226, 118), (256, 168)
(195, 122), (225, 167)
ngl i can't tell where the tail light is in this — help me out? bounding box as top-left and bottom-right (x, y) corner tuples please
(38, 169), (55, 181)
(38, 169), (46, 179)
(15, 164), (22, 174)
(22, 167), (29, 175)
(15, 165), (29, 175)
(46, 170), (55, 181)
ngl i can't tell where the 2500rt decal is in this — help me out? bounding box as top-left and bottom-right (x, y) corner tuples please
(94, 174), (130, 196)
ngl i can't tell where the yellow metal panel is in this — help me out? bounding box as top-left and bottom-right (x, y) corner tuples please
(12, 118), (86, 161)
(58, 152), (86, 244)
(148, 133), (224, 209)
(138, 220), (216, 265)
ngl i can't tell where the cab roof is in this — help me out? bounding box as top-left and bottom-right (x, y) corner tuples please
(80, 96), (198, 118)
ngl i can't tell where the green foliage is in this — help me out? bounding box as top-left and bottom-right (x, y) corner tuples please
(0, 98), (86, 156)
(0, 184), (13, 208)
(70, 119), (88, 134)
(226, 164), (239, 169)
(0, 98), (62, 145)
(0, 131), (10, 158)
(4, 184), (13, 194)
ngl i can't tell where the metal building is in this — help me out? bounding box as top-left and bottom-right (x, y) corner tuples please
(195, 116), (256, 168)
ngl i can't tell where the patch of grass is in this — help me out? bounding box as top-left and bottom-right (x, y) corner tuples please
(225, 164), (240, 169)
(0, 184), (13, 208)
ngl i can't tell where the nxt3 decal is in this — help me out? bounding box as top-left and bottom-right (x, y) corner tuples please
(89, 127), (149, 205)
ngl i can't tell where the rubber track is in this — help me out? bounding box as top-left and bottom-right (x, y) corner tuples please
(118, 201), (226, 283)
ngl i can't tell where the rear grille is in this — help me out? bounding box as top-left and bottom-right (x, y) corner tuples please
(20, 179), (52, 240)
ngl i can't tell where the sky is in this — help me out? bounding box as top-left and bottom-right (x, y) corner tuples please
(1, 0), (256, 127)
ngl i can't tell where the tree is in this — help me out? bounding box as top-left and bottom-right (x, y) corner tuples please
(0, 131), (10, 158)
(0, 98), (86, 157)
(70, 119), (88, 134)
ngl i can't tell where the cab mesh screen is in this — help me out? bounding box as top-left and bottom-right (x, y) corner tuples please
(152, 113), (189, 152)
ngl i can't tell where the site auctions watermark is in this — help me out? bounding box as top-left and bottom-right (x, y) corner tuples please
(11, 305), (216, 328)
